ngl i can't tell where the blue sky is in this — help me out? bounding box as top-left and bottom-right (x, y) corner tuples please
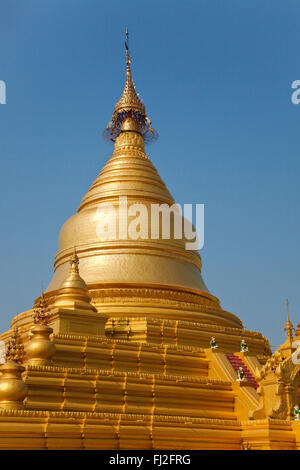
(0, 0), (299, 349)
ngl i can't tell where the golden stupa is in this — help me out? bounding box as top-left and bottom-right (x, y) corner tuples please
(0, 31), (299, 450)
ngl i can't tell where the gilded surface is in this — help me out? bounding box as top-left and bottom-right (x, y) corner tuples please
(0, 34), (297, 449)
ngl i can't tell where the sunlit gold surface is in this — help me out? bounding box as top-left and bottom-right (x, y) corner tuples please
(25, 324), (56, 366)
(0, 34), (297, 450)
(113, 51), (145, 118)
(53, 248), (97, 312)
(0, 361), (27, 410)
(45, 126), (242, 327)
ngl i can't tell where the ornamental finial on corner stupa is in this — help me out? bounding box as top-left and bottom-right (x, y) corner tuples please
(70, 246), (80, 272)
(33, 285), (51, 325)
(5, 328), (25, 363)
(284, 299), (295, 343)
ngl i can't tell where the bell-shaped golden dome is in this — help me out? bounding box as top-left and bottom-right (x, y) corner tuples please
(53, 249), (97, 312)
(47, 129), (208, 295)
(46, 32), (242, 329)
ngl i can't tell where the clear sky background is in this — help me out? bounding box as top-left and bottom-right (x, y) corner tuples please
(0, 0), (299, 350)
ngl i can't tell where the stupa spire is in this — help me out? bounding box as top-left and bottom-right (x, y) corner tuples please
(70, 246), (80, 274)
(33, 288), (51, 325)
(103, 28), (157, 143)
(277, 298), (295, 359)
(54, 248), (96, 311)
(284, 298), (294, 343)
(5, 328), (24, 364)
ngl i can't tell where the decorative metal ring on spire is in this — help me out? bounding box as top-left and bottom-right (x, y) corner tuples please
(103, 29), (158, 144)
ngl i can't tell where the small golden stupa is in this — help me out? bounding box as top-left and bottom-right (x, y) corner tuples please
(0, 31), (299, 450)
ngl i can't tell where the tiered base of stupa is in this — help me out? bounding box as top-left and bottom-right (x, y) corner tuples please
(1, 37), (299, 449)
(1, 298), (300, 450)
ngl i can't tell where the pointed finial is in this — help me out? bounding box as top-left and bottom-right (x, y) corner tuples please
(40, 281), (46, 306)
(33, 286), (51, 325)
(103, 29), (157, 143)
(70, 246), (79, 272)
(284, 298), (294, 342)
(5, 328), (24, 363)
(125, 28), (130, 66)
(286, 299), (291, 324)
(53, 247), (97, 312)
